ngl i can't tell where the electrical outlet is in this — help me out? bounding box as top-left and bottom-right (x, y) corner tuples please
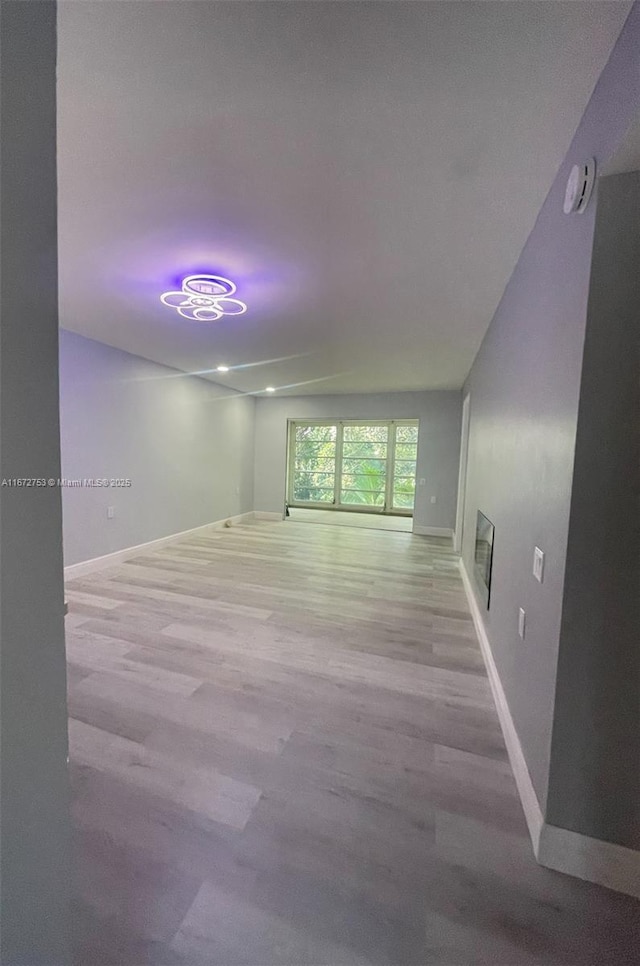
(533, 547), (545, 583)
(518, 607), (526, 639)
(107, 506), (115, 520)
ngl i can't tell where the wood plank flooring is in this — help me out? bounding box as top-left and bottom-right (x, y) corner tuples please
(65, 520), (640, 965)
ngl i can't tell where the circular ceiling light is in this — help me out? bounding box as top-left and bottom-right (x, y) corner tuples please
(160, 275), (247, 322)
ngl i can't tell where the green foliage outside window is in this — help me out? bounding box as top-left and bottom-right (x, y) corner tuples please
(291, 422), (417, 510)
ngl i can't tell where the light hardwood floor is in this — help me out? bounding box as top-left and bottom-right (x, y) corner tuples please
(65, 521), (639, 965)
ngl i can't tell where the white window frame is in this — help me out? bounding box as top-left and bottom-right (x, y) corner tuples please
(286, 418), (419, 516)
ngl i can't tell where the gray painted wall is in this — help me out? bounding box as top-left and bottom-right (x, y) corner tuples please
(0, 2), (72, 962)
(547, 172), (640, 849)
(59, 330), (255, 566)
(254, 391), (462, 531)
(461, 3), (640, 812)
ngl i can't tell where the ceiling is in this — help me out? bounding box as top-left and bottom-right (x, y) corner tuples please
(57, 0), (630, 396)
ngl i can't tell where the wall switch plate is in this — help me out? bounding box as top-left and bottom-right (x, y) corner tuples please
(418, 478), (426, 486)
(107, 506), (115, 519)
(430, 495), (437, 504)
(533, 547), (545, 583)
(518, 607), (526, 639)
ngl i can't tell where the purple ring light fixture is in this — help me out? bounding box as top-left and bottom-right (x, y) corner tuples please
(160, 275), (247, 322)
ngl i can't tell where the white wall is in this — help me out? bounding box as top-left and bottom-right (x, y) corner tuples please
(461, 4), (640, 812)
(547, 171), (640, 849)
(254, 391), (462, 532)
(1, 3), (72, 962)
(59, 330), (256, 566)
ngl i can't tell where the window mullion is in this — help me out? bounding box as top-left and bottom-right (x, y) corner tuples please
(334, 421), (344, 506)
(386, 421), (396, 513)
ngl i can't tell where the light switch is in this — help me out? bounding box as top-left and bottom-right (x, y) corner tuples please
(518, 607), (526, 639)
(430, 495), (437, 504)
(107, 506), (115, 519)
(418, 478), (426, 486)
(533, 547), (544, 583)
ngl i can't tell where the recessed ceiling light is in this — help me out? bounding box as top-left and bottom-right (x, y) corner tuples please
(216, 365), (230, 372)
(265, 386), (276, 393)
(160, 275), (247, 322)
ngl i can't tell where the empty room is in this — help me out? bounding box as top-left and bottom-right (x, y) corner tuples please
(1, 1), (638, 965)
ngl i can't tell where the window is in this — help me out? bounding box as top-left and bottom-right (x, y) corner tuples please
(290, 423), (337, 504)
(392, 423), (418, 510)
(340, 423), (388, 508)
(287, 420), (419, 514)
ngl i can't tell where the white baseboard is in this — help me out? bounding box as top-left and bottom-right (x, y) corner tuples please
(64, 511), (255, 579)
(253, 510), (285, 521)
(412, 525), (453, 538)
(538, 820), (640, 900)
(459, 558), (640, 898)
(458, 559), (544, 850)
